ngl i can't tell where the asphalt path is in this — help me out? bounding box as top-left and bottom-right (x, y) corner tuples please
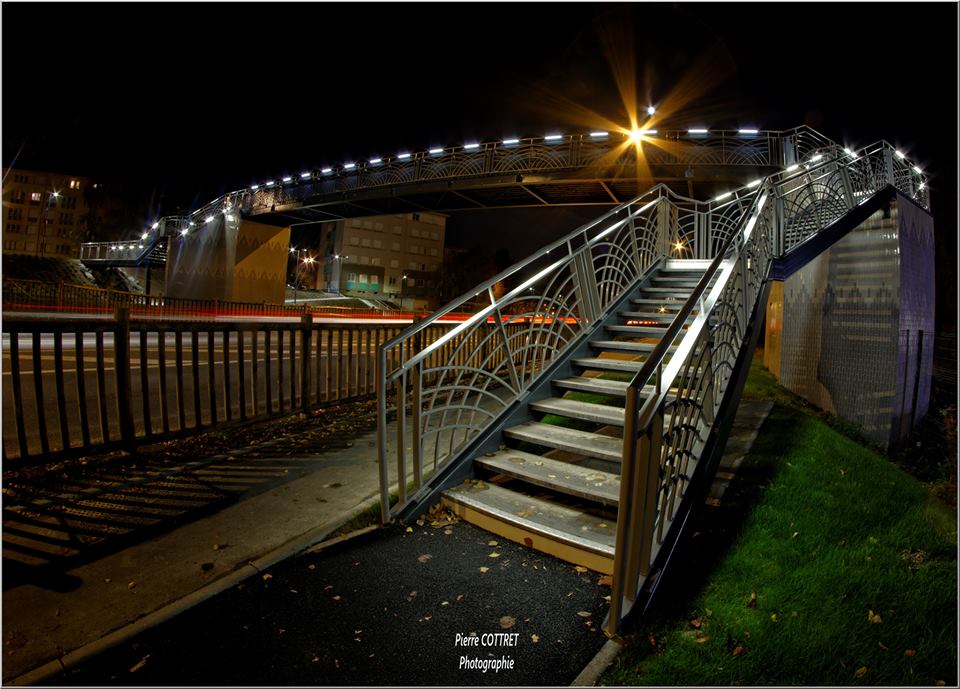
(49, 519), (610, 686)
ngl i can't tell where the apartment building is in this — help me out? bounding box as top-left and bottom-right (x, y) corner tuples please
(316, 212), (446, 308)
(2, 168), (95, 258)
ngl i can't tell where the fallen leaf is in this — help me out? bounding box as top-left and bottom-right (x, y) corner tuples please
(574, 566), (588, 574)
(791, 532), (800, 539)
(487, 540), (498, 547)
(647, 632), (657, 648)
(904, 649), (916, 657)
(289, 589), (298, 594)
(308, 564), (316, 571)
(531, 634), (540, 643)
(129, 655), (150, 673)
(488, 552), (501, 558)
(441, 601), (449, 606)
(405, 527), (413, 533)
(934, 681), (945, 686)
(854, 666), (868, 678)
(333, 595), (341, 601)
(406, 591), (417, 601)
(278, 628), (286, 635)
(262, 574), (273, 581)
(732, 646), (744, 657)
(417, 554), (433, 563)
(598, 522), (609, 529)
(444, 529), (453, 536)
(689, 617), (702, 629)
(499, 616), (516, 629)
(577, 611), (592, 618)
(104, 578), (111, 583)
(479, 566), (490, 573)
(770, 613), (778, 623)
(868, 610), (883, 624)
(598, 575), (613, 587)
(127, 581), (137, 590)
(747, 592), (757, 608)
(695, 634), (710, 644)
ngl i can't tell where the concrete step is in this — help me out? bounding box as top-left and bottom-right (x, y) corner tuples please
(573, 356), (645, 373)
(618, 311), (697, 322)
(590, 340), (678, 354)
(554, 376), (630, 397)
(504, 422), (622, 462)
(650, 277), (701, 286)
(552, 377), (679, 400)
(474, 450), (620, 507)
(637, 287), (694, 296)
(630, 297), (689, 307)
(606, 324), (684, 336)
(530, 397), (626, 427)
(441, 482), (616, 573)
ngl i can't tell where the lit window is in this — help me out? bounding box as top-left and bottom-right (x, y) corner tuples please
(69, 179), (80, 190)
(30, 192), (41, 202)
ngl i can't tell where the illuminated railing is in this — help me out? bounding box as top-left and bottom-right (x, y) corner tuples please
(607, 139), (924, 634)
(81, 126), (927, 266)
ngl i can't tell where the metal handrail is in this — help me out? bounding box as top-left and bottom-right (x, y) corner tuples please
(80, 126), (928, 266)
(606, 138), (924, 634)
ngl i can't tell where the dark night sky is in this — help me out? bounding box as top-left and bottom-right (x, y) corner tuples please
(3, 2), (957, 313)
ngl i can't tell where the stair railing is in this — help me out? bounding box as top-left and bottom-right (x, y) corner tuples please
(375, 184), (706, 520)
(607, 139), (929, 635)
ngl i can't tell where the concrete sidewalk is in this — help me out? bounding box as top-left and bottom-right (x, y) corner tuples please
(2, 423), (393, 684)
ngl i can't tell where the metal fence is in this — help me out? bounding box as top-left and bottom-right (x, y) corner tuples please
(1, 313), (492, 464)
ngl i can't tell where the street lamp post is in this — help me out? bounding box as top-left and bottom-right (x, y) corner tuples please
(35, 190), (60, 257)
(289, 247), (306, 303)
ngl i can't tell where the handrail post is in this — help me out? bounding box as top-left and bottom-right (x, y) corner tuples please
(377, 344), (390, 524)
(300, 313), (312, 414)
(114, 306), (135, 448)
(882, 147), (895, 187)
(411, 319), (424, 490)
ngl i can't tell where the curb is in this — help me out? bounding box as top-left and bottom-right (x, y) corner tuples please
(7, 492), (384, 687)
(570, 638), (624, 686)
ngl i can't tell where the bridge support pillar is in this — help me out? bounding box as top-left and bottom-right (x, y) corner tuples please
(164, 215), (291, 304)
(764, 192), (935, 449)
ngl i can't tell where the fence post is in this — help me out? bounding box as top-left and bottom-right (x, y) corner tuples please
(301, 313), (313, 414)
(114, 306), (136, 448)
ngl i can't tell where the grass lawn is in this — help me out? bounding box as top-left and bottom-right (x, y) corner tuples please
(601, 351), (957, 686)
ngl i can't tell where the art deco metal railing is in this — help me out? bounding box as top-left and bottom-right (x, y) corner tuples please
(607, 139), (927, 634)
(373, 135), (928, 632)
(82, 125), (925, 264)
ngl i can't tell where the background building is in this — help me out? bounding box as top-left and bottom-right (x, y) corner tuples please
(2, 168), (94, 258)
(316, 212), (446, 309)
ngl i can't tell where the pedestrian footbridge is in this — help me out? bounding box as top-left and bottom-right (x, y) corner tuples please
(373, 136), (933, 636)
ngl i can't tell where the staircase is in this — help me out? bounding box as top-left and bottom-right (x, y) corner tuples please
(441, 261), (714, 574)
(375, 136), (930, 636)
